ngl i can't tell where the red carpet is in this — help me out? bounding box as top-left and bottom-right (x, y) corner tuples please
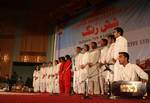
(0, 92), (149, 103)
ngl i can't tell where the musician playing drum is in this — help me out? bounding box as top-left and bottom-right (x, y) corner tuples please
(117, 52), (148, 82)
(110, 52), (148, 98)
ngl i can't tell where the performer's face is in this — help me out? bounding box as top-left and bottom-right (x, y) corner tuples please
(83, 45), (88, 52)
(100, 40), (105, 47)
(118, 54), (126, 65)
(42, 63), (46, 67)
(76, 48), (81, 53)
(113, 30), (119, 38)
(48, 63), (52, 67)
(36, 66), (39, 70)
(55, 61), (58, 65)
(108, 37), (114, 44)
(91, 42), (95, 49)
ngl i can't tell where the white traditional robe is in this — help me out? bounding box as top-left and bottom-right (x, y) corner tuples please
(33, 70), (40, 92)
(113, 36), (128, 60)
(40, 67), (46, 92)
(73, 53), (83, 94)
(105, 43), (115, 82)
(88, 48), (100, 95)
(98, 46), (109, 95)
(113, 36), (128, 81)
(46, 66), (54, 93)
(117, 63), (148, 81)
(53, 64), (60, 93)
(46, 66), (50, 92)
(79, 51), (90, 94)
(99, 46), (109, 64)
(106, 43), (115, 64)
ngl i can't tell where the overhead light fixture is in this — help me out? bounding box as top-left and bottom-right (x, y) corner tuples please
(23, 55), (29, 62)
(3, 54), (9, 63)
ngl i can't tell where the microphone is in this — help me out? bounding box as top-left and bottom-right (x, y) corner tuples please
(104, 64), (114, 74)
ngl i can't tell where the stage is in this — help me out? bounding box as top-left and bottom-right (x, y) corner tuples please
(0, 92), (149, 103)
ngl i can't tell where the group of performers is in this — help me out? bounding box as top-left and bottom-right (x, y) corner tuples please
(32, 27), (149, 97)
(32, 55), (72, 95)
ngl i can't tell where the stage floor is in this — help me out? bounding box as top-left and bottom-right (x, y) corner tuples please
(0, 92), (149, 103)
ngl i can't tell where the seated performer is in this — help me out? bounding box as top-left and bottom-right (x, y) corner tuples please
(117, 52), (148, 82)
(110, 52), (148, 98)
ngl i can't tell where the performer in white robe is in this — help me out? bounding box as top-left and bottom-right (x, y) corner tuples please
(33, 66), (40, 92)
(48, 62), (54, 93)
(53, 60), (60, 93)
(72, 47), (83, 94)
(98, 39), (109, 95)
(79, 44), (90, 94)
(113, 27), (128, 81)
(105, 35), (116, 83)
(46, 62), (53, 93)
(39, 63), (47, 92)
(117, 52), (148, 82)
(88, 42), (100, 95)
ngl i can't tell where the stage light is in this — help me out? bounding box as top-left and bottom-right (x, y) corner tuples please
(3, 54), (9, 63)
(23, 55), (29, 62)
(36, 56), (40, 62)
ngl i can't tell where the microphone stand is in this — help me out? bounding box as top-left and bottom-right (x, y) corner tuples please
(79, 63), (115, 99)
(82, 79), (91, 99)
(81, 64), (99, 99)
(103, 64), (117, 99)
(81, 63), (102, 99)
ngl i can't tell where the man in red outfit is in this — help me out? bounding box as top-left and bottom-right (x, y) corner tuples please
(63, 55), (72, 95)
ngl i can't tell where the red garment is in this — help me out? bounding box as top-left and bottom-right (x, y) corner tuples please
(59, 63), (65, 93)
(63, 60), (72, 94)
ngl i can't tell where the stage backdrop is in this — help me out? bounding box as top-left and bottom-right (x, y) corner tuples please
(55, 0), (150, 63)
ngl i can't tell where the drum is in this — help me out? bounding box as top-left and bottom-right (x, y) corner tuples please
(111, 81), (147, 97)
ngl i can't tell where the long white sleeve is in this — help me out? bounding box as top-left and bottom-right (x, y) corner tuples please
(89, 49), (100, 64)
(114, 36), (128, 60)
(134, 64), (148, 80)
(99, 46), (108, 64)
(106, 43), (115, 63)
